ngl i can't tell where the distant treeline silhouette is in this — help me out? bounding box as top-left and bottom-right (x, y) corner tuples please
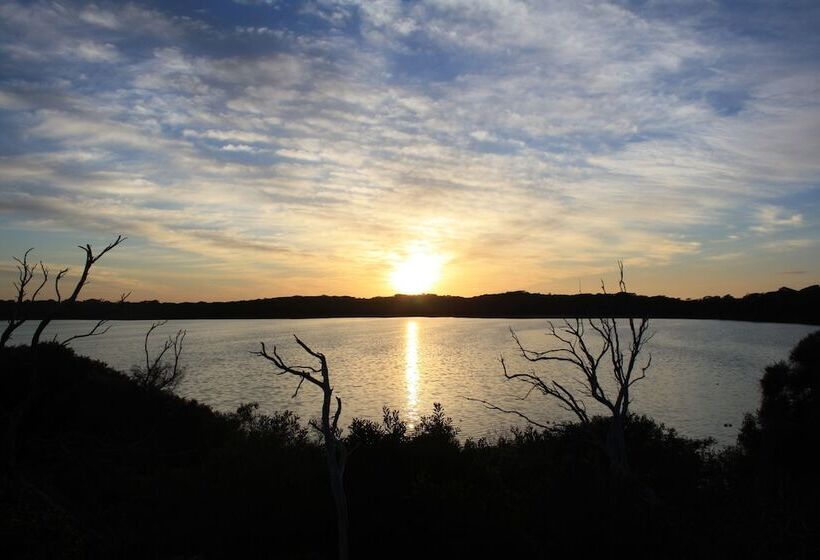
(2, 285), (819, 324)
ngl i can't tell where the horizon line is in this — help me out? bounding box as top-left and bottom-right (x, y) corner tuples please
(7, 283), (817, 306)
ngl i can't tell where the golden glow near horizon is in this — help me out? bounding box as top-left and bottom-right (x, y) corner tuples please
(405, 320), (420, 428)
(389, 251), (445, 294)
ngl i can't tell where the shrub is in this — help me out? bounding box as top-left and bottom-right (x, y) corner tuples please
(738, 329), (820, 472)
(227, 402), (309, 446)
(415, 402), (459, 446)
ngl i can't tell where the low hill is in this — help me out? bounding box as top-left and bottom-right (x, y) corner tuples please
(2, 285), (819, 324)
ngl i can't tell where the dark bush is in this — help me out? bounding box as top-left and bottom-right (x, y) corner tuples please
(739, 329), (820, 472)
(227, 402), (309, 446)
(414, 402), (459, 446)
(733, 330), (820, 558)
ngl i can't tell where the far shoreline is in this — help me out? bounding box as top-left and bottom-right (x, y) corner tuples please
(25, 315), (820, 327)
(2, 285), (819, 325)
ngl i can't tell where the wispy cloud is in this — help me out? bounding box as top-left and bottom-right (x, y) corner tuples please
(0, 0), (818, 299)
(750, 205), (803, 233)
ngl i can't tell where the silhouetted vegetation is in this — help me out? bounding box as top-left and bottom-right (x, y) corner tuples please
(2, 284), (819, 325)
(128, 321), (187, 391)
(1, 249), (48, 348)
(1, 236), (126, 478)
(2, 332), (819, 558)
(733, 330), (820, 556)
(2, 237), (129, 349)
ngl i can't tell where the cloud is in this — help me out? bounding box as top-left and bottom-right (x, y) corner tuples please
(220, 144), (260, 153)
(183, 129), (274, 144)
(751, 206), (804, 233)
(0, 0), (818, 299)
(78, 5), (121, 29)
(69, 40), (121, 62)
(761, 239), (817, 251)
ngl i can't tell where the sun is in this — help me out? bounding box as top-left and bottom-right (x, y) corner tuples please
(390, 251), (444, 294)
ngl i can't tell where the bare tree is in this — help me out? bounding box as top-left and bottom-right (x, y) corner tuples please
(129, 321), (187, 392)
(471, 262), (652, 472)
(30, 234), (126, 346)
(253, 336), (349, 560)
(1, 249), (48, 348)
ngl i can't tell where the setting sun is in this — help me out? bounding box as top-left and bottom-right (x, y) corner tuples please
(390, 252), (444, 294)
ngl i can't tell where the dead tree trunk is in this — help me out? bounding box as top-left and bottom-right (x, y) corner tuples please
(606, 413), (629, 473)
(254, 336), (349, 560)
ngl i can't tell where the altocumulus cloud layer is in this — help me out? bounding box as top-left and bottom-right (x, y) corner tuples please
(0, 0), (818, 300)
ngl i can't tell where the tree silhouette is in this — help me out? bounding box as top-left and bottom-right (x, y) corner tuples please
(30, 235), (126, 346)
(253, 336), (349, 560)
(1, 249), (48, 348)
(471, 262), (652, 472)
(739, 330), (820, 474)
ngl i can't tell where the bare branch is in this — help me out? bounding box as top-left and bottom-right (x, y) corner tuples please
(31, 263), (49, 302)
(61, 320), (111, 347)
(500, 356), (592, 424)
(461, 396), (551, 429)
(294, 334), (324, 360)
(58, 289), (128, 348)
(629, 353), (652, 388)
(54, 268), (69, 303)
(251, 342), (323, 387)
(292, 376), (306, 398)
(66, 235), (127, 303)
(332, 396), (343, 433)
(144, 321), (167, 372)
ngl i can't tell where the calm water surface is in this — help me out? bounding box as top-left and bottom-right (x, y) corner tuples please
(10, 318), (816, 445)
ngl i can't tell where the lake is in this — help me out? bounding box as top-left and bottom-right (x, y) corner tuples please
(8, 318), (816, 445)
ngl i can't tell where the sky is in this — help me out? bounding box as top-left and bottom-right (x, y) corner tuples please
(0, 0), (818, 302)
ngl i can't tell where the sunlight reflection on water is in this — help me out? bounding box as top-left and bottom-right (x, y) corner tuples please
(405, 320), (419, 429)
